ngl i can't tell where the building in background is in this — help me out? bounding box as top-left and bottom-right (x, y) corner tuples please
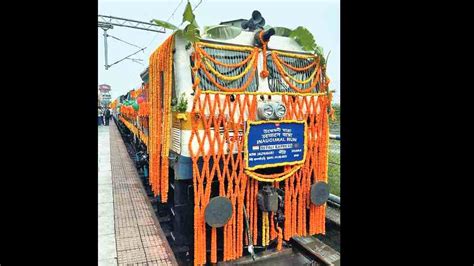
(98, 84), (112, 107)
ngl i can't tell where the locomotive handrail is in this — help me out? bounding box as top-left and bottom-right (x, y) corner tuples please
(328, 194), (340, 206)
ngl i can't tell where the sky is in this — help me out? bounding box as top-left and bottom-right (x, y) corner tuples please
(98, 0), (340, 103)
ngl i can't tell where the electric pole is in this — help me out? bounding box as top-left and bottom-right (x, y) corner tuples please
(98, 15), (166, 70)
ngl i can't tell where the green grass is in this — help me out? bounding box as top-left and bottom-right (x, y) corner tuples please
(328, 139), (340, 196)
(328, 103), (340, 196)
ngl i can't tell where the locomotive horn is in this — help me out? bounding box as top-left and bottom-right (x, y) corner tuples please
(261, 28), (275, 42)
(241, 10), (266, 31)
(254, 28), (275, 48)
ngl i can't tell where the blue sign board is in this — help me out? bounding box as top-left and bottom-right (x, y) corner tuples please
(245, 120), (306, 170)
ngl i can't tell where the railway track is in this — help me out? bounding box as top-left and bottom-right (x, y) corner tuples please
(317, 202), (340, 253)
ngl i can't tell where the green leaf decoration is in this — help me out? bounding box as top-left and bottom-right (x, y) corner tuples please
(204, 25), (242, 40)
(150, 19), (178, 30)
(183, 23), (200, 43)
(191, 17), (199, 29)
(273, 27), (292, 37)
(175, 29), (184, 38)
(325, 50), (331, 66)
(182, 1), (195, 24)
(289, 26), (317, 51)
(315, 45), (324, 55)
(172, 93), (188, 112)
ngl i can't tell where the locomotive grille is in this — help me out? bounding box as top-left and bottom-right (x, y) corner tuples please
(171, 127), (180, 153)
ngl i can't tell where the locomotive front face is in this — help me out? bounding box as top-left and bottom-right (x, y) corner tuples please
(121, 25), (337, 264)
(170, 31), (334, 264)
(113, 19), (335, 263)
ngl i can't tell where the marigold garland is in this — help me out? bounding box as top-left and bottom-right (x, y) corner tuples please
(262, 211), (269, 246)
(245, 164), (302, 182)
(148, 34), (175, 202)
(196, 45), (255, 68)
(194, 42), (259, 92)
(275, 56), (320, 84)
(276, 56), (318, 72)
(258, 31), (269, 78)
(271, 51), (322, 93)
(202, 52), (257, 81)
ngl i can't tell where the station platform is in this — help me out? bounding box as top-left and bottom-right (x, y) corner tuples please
(98, 122), (178, 266)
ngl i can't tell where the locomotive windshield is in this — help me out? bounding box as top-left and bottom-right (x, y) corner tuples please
(192, 42), (259, 92)
(267, 51), (322, 93)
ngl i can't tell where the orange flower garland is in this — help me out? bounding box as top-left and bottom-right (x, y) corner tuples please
(148, 34), (174, 202)
(258, 30), (269, 78)
(271, 51), (322, 93)
(193, 42), (259, 92)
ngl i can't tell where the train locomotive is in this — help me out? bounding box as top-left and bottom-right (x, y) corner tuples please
(111, 11), (335, 265)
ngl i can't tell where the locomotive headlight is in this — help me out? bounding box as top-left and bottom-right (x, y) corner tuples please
(258, 102), (274, 120)
(273, 102), (287, 119)
(264, 104), (274, 117)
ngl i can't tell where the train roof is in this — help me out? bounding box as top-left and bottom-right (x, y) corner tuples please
(140, 67), (149, 83)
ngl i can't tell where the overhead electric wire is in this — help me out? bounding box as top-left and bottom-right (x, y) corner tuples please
(166, 0), (185, 22)
(193, 0), (203, 11)
(108, 34), (145, 50)
(146, 0), (184, 49)
(108, 47), (147, 68)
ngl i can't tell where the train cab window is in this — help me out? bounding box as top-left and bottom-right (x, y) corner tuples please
(195, 45), (258, 92)
(267, 53), (320, 93)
